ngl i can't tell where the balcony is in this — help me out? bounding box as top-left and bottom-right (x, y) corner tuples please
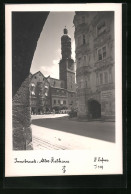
(94, 57), (114, 71)
(96, 83), (114, 92)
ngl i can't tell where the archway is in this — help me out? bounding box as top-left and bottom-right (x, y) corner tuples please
(12, 12), (49, 150)
(88, 100), (101, 119)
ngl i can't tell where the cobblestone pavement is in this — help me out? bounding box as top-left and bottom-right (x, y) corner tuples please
(32, 114), (115, 150)
(33, 136), (68, 150)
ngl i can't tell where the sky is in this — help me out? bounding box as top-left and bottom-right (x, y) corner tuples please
(30, 12), (75, 79)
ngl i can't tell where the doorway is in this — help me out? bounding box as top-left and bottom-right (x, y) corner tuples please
(88, 100), (101, 119)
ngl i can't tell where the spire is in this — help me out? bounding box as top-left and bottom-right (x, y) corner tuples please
(63, 26), (68, 34)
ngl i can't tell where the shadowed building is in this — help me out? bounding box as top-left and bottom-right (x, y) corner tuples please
(73, 12), (115, 120)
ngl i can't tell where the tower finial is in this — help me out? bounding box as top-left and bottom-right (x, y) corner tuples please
(64, 26), (68, 34)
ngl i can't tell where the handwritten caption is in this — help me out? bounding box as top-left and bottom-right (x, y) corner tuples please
(94, 157), (109, 170)
(14, 157), (69, 173)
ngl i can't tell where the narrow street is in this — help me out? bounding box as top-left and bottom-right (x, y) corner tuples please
(31, 114), (115, 150)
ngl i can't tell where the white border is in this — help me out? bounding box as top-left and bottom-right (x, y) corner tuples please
(5, 3), (122, 176)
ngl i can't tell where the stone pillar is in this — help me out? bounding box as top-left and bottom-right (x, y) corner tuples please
(13, 75), (32, 150)
(77, 92), (87, 119)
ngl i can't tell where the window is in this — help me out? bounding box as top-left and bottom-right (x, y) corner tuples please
(83, 34), (86, 44)
(58, 100), (60, 104)
(31, 83), (35, 95)
(78, 57), (81, 67)
(81, 79), (84, 88)
(98, 46), (106, 61)
(63, 100), (66, 105)
(85, 81), (88, 88)
(102, 46), (106, 58)
(96, 73), (99, 85)
(97, 21), (106, 36)
(31, 91), (35, 95)
(104, 72), (108, 84)
(54, 100), (56, 105)
(89, 55), (90, 62)
(100, 73), (103, 84)
(31, 83), (35, 87)
(45, 85), (48, 89)
(60, 100), (63, 105)
(88, 75), (90, 87)
(98, 49), (102, 60)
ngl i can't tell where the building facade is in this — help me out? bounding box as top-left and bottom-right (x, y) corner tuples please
(48, 77), (68, 111)
(30, 71), (50, 114)
(73, 12), (115, 119)
(30, 27), (76, 113)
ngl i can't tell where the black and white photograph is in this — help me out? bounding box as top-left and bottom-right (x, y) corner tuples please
(5, 4), (122, 176)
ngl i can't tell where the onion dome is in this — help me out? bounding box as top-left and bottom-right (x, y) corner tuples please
(61, 26), (71, 41)
(64, 26), (68, 34)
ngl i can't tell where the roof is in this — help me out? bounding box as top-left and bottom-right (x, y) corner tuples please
(31, 71), (45, 78)
(49, 77), (60, 81)
(50, 86), (67, 91)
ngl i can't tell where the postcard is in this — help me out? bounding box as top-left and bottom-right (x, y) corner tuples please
(5, 3), (122, 176)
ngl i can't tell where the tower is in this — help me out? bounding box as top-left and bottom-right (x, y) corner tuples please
(59, 27), (75, 92)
